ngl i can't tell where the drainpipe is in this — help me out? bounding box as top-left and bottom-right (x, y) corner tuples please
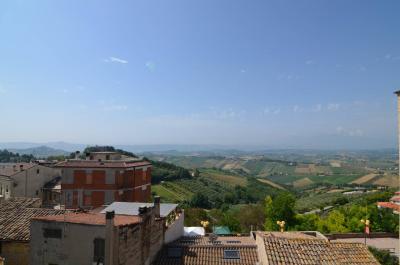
(396, 90), (400, 177)
(105, 211), (115, 265)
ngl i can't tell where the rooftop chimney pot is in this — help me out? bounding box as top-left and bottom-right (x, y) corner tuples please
(138, 206), (148, 215)
(106, 211), (115, 220)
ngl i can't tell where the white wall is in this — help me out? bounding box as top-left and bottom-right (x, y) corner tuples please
(164, 211), (184, 244)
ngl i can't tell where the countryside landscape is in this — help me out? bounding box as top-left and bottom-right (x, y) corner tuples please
(1, 1), (399, 264)
(2, 144), (398, 236)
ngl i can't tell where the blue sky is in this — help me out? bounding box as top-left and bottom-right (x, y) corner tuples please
(0, 0), (399, 149)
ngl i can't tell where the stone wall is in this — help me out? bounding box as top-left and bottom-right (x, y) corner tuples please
(1, 241), (29, 265)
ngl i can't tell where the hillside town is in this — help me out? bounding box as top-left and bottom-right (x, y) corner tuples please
(1, 1), (400, 265)
(0, 147), (398, 264)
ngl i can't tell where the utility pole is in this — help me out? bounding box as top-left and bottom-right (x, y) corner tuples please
(395, 90), (400, 177)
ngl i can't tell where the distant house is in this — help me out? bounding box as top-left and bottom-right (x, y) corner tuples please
(0, 198), (65, 265)
(30, 198), (166, 265)
(376, 191), (400, 214)
(0, 175), (12, 200)
(0, 162), (61, 199)
(41, 176), (61, 208)
(377, 202), (400, 214)
(56, 151), (152, 209)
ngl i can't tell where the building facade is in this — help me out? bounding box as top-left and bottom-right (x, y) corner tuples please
(57, 152), (152, 209)
(30, 202), (164, 265)
(0, 175), (12, 200)
(0, 163), (61, 199)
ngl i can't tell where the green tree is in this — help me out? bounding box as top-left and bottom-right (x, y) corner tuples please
(264, 196), (275, 230)
(184, 208), (209, 226)
(190, 193), (212, 209)
(295, 214), (319, 231)
(320, 210), (348, 233)
(264, 192), (296, 231)
(369, 246), (399, 265)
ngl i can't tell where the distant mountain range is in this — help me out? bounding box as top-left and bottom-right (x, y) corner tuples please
(0, 141), (396, 157)
(6, 146), (70, 158)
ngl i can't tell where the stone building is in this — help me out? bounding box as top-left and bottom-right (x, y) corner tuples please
(0, 198), (65, 265)
(0, 162), (61, 199)
(30, 198), (164, 265)
(56, 151), (152, 209)
(101, 198), (184, 244)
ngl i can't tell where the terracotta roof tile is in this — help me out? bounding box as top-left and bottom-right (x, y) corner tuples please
(0, 198), (66, 241)
(0, 163), (36, 177)
(262, 234), (379, 265)
(377, 202), (400, 211)
(33, 212), (142, 227)
(154, 236), (258, 265)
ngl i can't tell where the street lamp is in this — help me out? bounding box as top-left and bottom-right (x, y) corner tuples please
(277, 220), (285, 232)
(360, 219), (370, 245)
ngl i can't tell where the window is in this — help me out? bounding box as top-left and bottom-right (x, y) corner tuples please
(37, 169), (40, 174)
(43, 228), (62, 238)
(227, 240), (241, 244)
(5, 185), (8, 193)
(167, 247), (182, 258)
(223, 250), (240, 260)
(93, 238), (105, 262)
(106, 154), (110, 160)
(66, 192), (72, 206)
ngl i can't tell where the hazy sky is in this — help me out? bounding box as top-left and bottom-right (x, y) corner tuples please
(0, 0), (399, 149)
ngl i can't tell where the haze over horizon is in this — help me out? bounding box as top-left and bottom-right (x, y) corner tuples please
(0, 1), (399, 149)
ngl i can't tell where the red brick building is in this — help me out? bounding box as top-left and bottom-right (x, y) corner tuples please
(57, 152), (151, 209)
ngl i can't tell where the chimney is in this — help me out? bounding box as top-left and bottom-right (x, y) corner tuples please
(138, 206), (148, 215)
(105, 211), (115, 265)
(154, 196), (161, 218)
(19, 164), (24, 171)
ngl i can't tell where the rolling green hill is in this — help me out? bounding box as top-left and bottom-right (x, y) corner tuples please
(151, 168), (280, 207)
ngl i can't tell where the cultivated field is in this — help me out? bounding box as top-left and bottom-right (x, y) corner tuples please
(257, 178), (286, 190)
(351, 173), (378, 185)
(293, 177), (314, 188)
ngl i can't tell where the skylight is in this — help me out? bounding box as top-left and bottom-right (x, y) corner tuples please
(223, 249), (240, 259)
(167, 247), (182, 258)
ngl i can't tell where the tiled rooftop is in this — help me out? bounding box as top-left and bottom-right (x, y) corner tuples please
(55, 160), (151, 168)
(0, 163), (36, 177)
(153, 236), (259, 265)
(260, 232), (379, 265)
(377, 201), (400, 211)
(33, 212), (142, 227)
(0, 198), (66, 241)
